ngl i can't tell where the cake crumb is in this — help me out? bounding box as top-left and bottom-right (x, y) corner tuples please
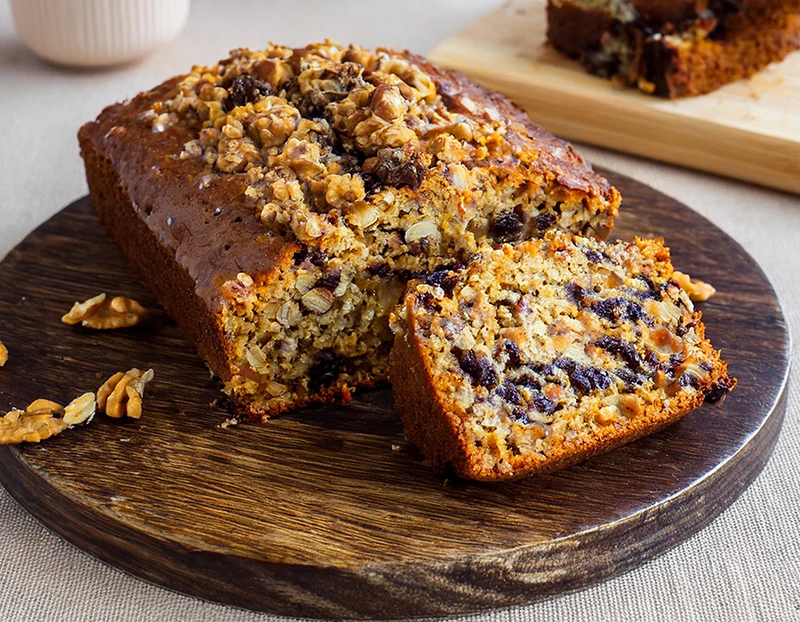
(220, 417), (239, 429)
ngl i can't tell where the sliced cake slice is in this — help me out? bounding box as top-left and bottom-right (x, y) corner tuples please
(547, 0), (800, 97)
(390, 232), (734, 481)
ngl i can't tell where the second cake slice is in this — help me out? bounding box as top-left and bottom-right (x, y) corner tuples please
(390, 231), (734, 481)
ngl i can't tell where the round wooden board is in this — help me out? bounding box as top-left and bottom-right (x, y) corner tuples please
(0, 170), (790, 619)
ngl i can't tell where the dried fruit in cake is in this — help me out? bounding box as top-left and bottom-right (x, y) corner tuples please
(79, 41), (620, 419)
(390, 232), (734, 481)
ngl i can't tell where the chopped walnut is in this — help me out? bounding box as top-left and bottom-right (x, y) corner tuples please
(62, 294), (149, 329)
(0, 339), (7, 367)
(0, 399), (67, 444)
(97, 368), (155, 419)
(63, 392), (97, 426)
(672, 271), (716, 302)
(150, 42), (510, 240)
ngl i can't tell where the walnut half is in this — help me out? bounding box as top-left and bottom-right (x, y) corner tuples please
(0, 399), (67, 444)
(97, 368), (155, 419)
(62, 294), (149, 329)
(0, 339), (7, 367)
(672, 271), (716, 302)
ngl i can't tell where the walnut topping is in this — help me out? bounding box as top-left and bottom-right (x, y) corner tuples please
(672, 271), (716, 302)
(62, 294), (149, 329)
(63, 392), (97, 426)
(0, 339), (7, 367)
(0, 399), (68, 444)
(97, 368), (155, 419)
(151, 41), (519, 242)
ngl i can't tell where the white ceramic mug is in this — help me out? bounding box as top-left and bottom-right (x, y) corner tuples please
(10, 0), (191, 67)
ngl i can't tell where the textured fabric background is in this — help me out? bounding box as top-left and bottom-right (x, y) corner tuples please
(1, 1), (798, 620)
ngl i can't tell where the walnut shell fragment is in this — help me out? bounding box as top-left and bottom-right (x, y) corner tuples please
(62, 294), (149, 329)
(0, 399), (67, 444)
(97, 368), (155, 419)
(0, 340), (7, 367)
(672, 271), (716, 302)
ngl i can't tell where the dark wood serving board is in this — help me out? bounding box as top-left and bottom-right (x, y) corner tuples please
(0, 170), (790, 619)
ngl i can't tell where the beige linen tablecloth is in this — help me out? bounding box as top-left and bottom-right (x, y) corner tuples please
(1, 1), (798, 620)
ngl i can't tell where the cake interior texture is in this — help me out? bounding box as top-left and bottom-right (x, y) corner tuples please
(547, 0), (800, 96)
(390, 232), (734, 481)
(80, 41), (620, 419)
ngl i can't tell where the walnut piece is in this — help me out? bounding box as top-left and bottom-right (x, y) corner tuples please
(672, 271), (716, 302)
(0, 339), (7, 367)
(62, 294), (149, 329)
(0, 399), (67, 444)
(63, 392), (97, 426)
(97, 368), (155, 419)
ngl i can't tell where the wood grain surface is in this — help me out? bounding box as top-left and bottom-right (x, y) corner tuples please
(0, 170), (790, 619)
(429, 0), (800, 195)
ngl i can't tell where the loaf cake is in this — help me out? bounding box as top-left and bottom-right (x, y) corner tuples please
(79, 41), (620, 419)
(547, 0), (800, 97)
(390, 232), (734, 481)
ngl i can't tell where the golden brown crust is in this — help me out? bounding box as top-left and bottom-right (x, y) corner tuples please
(79, 119), (236, 382)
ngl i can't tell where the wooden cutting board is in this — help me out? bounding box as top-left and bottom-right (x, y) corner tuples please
(0, 171), (790, 619)
(429, 0), (800, 195)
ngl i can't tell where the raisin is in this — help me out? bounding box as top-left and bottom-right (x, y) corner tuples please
(529, 362), (556, 379)
(517, 374), (541, 390)
(531, 393), (557, 415)
(510, 408), (531, 424)
(309, 351), (342, 390)
(504, 340), (522, 368)
(535, 213), (556, 231)
(496, 382), (523, 405)
(417, 292), (438, 312)
(554, 358), (611, 396)
(364, 146), (426, 189)
(583, 247), (603, 264)
(426, 269), (459, 297)
(676, 319), (696, 337)
(593, 336), (647, 372)
(590, 297), (651, 326)
(293, 247), (308, 265)
(293, 246), (327, 267)
(308, 248), (327, 267)
(226, 74), (272, 110)
(314, 270), (341, 291)
(367, 262), (392, 277)
(704, 376), (735, 403)
(491, 211), (523, 241)
(613, 367), (642, 389)
(679, 372), (700, 389)
(395, 269), (423, 283)
(565, 282), (589, 306)
(635, 274), (663, 300)
(665, 353), (683, 376)
(455, 349), (498, 388)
